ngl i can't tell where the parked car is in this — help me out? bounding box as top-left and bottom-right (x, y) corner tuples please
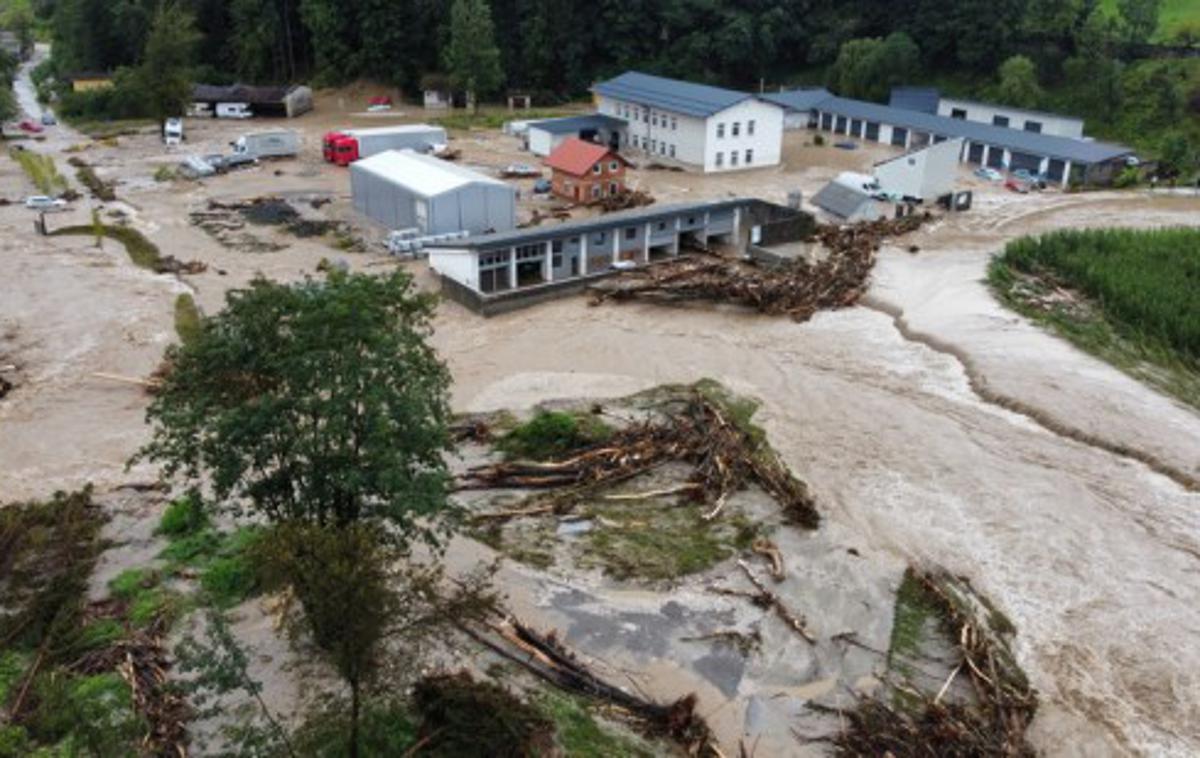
(974, 167), (1002, 182)
(18, 120), (43, 134)
(533, 178), (552, 193)
(40, 113), (57, 126)
(503, 163), (540, 177)
(25, 195), (68, 211)
(367, 95), (393, 112)
(1004, 178), (1030, 194)
(1011, 169), (1047, 189)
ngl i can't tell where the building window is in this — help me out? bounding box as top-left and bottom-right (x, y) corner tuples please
(657, 221), (667, 231)
(732, 121), (740, 137)
(609, 160), (619, 171)
(951, 108), (967, 119)
(717, 123), (725, 139)
(669, 144), (675, 158)
(671, 117), (677, 130)
(715, 152), (723, 167)
(552, 254), (562, 267)
(593, 163), (601, 174)
(552, 239), (564, 253)
(748, 119), (755, 135)
(1024, 121), (1042, 133)
(730, 151), (739, 167)
(610, 181), (619, 195)
(652, 115), (658, 126)
(745, 149), (753, 165)
(625, 227), (636, 240)
(993, 115), (1010, 127)
(591, 185), (601, 199)
(643, 109), (649, 123)
(593, 232), (605, 246)
(659, 143), (666, 155)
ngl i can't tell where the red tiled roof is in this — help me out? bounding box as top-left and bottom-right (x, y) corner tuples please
(544, 138), (625, 177)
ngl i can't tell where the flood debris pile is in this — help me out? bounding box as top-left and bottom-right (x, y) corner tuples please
(590, 213), (931, 321)
(595, 188), (655, 213)
(190, 196), (365, 253)
(0, 488), (188, 756)
(459, 389), (819, 530)
(67, 156), (117, 202)
(829, 569), (1037, 756)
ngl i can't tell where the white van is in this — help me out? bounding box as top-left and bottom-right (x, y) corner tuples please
(216, 103), (252, 119)
(164, 117), (184, 145)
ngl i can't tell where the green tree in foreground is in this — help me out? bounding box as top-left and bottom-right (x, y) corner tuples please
(996, 55), (1043, 109)
(445, 0), (504, 111)
(136, 269), (454, 540)
(1118, 0), (1162, 43)
(137, 2), (201, 128)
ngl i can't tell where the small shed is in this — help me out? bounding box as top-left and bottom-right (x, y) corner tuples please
(811, 181), (878, 222)
(525, 114), (625, 157)
(350, 150), (516, 235)
(544, 138), (630, 202)
(191, 84), (313, 118)
(66, 72), (114, 93)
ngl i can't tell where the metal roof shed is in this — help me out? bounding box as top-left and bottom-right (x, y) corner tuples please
(350, 150), (516, 235)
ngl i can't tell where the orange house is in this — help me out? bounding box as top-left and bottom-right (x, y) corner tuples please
(544, 138), (630, 203)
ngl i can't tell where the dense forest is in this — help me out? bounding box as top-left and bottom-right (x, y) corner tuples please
(6, 0), (1200, 164)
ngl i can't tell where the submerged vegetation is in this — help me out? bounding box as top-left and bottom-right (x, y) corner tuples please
(9, 148), (68, 195)
(990, 227), (1200, 409)
(49, 223), (163, 270)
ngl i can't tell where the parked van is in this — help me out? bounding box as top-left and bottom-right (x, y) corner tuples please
(164, 117), (184, 145)
(216, 102), (252, 119)
(233, 130), (300, 159)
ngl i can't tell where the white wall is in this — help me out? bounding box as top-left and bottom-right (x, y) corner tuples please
(428, 248), (478, 289)
(938, 98), (1084, 139)
(874, 138), (962, 200)
(598, 95), (706, 166)
(528, 127), (555, 156)
(703, 99), (783, 173)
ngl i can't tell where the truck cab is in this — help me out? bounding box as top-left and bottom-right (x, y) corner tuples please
(322, 131), (360, 166)
(164, 117), (184, 146)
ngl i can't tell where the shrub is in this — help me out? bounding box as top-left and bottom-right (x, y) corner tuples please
(158, 494), (208, 536)
(497, 411), (612, 460)
(412, 672), (555, 757)
(813, 133), (826, 146)
(174, 294), (203, 345)
(108, 567), (156, 600)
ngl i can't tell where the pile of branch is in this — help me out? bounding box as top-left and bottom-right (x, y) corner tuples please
(829, 570), (1037, 756)
(458, 393), (818, 528)
(594, 188), (654, 213)
(459, 613), (717, 755)
(590, 214), (931, 321)
(72, 613), (190, 757)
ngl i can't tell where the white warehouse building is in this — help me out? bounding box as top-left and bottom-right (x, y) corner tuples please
(592, 71), (784, 173)
(350, 150), (516, 235)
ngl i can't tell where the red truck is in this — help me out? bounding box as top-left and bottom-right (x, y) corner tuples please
(321, 125), (448, 167)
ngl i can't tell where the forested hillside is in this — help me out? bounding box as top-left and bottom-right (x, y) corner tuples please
(9, 0), (1200, 165)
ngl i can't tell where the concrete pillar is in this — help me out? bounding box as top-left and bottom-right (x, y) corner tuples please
(981, 145), (990, 167)
(702, 211), (711, 248)
(672, 217), (681, 255)
(960, 140), (970, 161)
(508, 246), (517, 290)
(580, 235), (589, 275)
(903, 130), (911, 149)
(643, 222), (652, 262)
(1038, 157), (1049, 177)
(611, 229), (620, 264)
(1061, 160), (1072, 189)
(543, 240), (553, 283)
(1002, 149), (1012, 171)
(732, 207), (741, 244)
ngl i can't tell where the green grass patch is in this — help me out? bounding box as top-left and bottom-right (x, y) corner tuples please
(0, 650), (31, 704)
(49, 223), (163, 270)
(107, 567), (158, 600)
(158, 520), (264, 608)
(989, 227), (1200, 410)
(173, 294), (203, 345)
(292, 698), (419, 756)
(9, 147), (68, 194)
(153, 164), (176, 182)
(888, 568), (942, 666)
(157, 493), (209, 537)
(1098, 0), (1200, 40)
(76, 618), (125, 652)
(535, 691), (657, 757)
(67, 156), (117, 201)
(63, 118), (155, 140)
(497, 410), (613, 460)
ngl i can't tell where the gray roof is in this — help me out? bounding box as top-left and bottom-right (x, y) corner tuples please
(771, 90), (1131, 165)
(888, 86), (940, 114)
(935, 94), (1085, 126)
(812, 182), (873, 219)
(592, 71), (753, 118)
(428, 198), (750, 251)
(527, 113), (627, 135)
(762, 88), (833, 112)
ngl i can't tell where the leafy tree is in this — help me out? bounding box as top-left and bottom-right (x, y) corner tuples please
(996, 55), (1043, 108)
(136, 269), (454, 542)
(827, 32), (920, 102)
(1075, 6), (1126, 57)
(136, 2), (200, 127)
(1157, 130), (1196, 178)
(445, 0), (504, 109)
(1117, 0), (1162, 43)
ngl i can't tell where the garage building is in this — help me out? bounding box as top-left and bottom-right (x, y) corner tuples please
(525, 114), (625, 157)
(351, 150), (516, 235)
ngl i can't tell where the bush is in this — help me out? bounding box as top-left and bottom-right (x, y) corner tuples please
(412, 672), (555, 757)
(108, 567), (156, 600)
(158, 494), (208, 536)
(497, 411), (612, 460)
(813, 133), (825, 146)
(174, 294), (203, 345)
(1112, 166), (1141, 188)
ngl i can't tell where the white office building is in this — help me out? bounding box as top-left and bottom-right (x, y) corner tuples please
(592, 71), (784, 173)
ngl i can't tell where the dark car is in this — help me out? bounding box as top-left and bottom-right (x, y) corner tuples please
(533, 178), (552, 193)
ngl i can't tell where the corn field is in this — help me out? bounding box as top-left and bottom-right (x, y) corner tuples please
(998, 227), (1200, 362)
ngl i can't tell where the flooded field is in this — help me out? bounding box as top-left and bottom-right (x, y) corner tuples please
(3, 50), (1200, 755)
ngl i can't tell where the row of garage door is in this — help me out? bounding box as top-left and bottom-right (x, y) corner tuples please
(817, 111), (1068, 183)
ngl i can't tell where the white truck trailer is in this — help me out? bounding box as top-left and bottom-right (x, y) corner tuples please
(234, 129), (301, 159)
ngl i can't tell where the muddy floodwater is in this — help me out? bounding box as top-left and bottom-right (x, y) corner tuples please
(2, 46), (1200, 756)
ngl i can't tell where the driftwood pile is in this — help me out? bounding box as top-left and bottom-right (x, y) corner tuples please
(459, 612), (717, 755)
(594, 188), (655, 213)
(72, 610), (190, 757)
(590, 213), (931, 321)
(458, 394), (819, 528)
(829, 570), (1037, 756)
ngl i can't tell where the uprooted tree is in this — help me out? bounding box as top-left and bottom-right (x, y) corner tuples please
(135, 269), (456, 756)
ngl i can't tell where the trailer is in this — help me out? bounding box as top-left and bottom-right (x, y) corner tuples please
(322, 124), (447, 166)
(233, 130), (301, 159)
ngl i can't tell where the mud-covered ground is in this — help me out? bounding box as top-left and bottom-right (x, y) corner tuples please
(3, 48), (1200, 755)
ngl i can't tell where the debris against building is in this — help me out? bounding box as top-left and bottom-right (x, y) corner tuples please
(350, 150), (516, 236)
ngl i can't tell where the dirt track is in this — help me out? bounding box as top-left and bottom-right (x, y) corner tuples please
(3, 49), (1200, 755)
